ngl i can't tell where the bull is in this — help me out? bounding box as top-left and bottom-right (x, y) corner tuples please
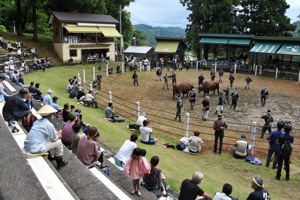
(173, 82), (194, 99)
(198, 81), (219, 96)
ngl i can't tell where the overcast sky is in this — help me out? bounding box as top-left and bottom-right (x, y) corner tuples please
(126, 0), (300, 28)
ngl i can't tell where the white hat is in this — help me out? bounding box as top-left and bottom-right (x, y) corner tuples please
(47, 89), (54, 94)
(37, 105), (57, 116)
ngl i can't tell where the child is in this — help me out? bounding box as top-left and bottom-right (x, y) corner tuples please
(123, 148), (150, 196)
(71, 122), (82, 155)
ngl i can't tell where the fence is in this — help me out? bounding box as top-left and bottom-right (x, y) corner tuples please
(78, 70), (300, 155)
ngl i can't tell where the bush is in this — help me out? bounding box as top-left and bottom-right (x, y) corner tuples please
(0, 25), (7, 33)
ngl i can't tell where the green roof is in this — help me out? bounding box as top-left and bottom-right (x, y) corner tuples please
(277, 44), (300, 55)
(228, 39), (251, 46)
(199, 33), (254, 39)
(250, 42), (281, 54)
(199, 37), (229, 45)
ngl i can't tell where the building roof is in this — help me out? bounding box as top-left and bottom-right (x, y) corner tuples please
(124, 46), (153, 54)
(155, 37), (185, 41)
(199, 33), (255, 39)
(49, 11), (119, 24)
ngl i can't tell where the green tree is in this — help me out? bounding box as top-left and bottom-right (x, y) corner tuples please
(239, 0), (295, 36)
(132, 29), (149, 46)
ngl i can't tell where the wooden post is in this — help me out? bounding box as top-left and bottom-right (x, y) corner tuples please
(250, 121), (257, 155)
(136, 102), (140, 119)
(184, 113), (190, 137)
(109, 91), (112, 103)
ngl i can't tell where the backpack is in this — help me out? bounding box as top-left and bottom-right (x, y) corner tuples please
(22, 113), (38, 132)
(281, 139), (292, 157)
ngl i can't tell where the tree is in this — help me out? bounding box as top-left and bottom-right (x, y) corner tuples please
(132, 29), (149, 46)
(238, 0), (295, 36)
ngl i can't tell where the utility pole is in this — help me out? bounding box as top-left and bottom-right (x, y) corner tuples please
(119, 6), (124, 69)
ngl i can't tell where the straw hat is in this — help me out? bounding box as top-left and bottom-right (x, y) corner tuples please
(37, 105), (57, 116)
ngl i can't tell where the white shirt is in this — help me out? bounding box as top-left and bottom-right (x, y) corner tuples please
(115, 140), (137, 163)
(213, 192), (232, 200)
(85, 93), (94, 101)
(136, 116), (147, 126)
(140, 126), (152, 142)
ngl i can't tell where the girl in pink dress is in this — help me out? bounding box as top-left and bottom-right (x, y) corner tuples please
(123, 148), (150, 196)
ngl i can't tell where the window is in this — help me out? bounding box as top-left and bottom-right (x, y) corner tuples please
(70, 49), (77, 57)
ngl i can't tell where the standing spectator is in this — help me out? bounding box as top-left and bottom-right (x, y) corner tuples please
(123, 148), (151, 196)
(175, 95), (183, 122)
(213, 183), (235, 200)
(142, 156), (167, 198)
(215, 92), (224, 114)
(71, 122), (82, 155)
(218, 69), (224, 83)
(213, 114), (228, 154)
(140, 120), (158, 145)
(245, 75), (252, 90)
(178, 171), (212, 200)
(198, 73), (204, 86)
(163, 73), (169, 90)
(223, 86), (230, 105)
(201, 96), (210, 121)
(188, 88), (197, 110)
(132, 70), (139, 86)
(230, 88), (239, 110)
(233, 134), (248, 159)
(260, 110), (273, 138)
(260, 86), (268, 107)
(247, 177), (270, 200)
(114, 133), (138, 167)
(24, 105), (68, 169)
(156, 68), (162, 81)
(276, 124), (294, 181)
(229, 74), (235, 88)
(43, 89), (53, 105)
(170, 71), (177, 85)
(2, 88), (31, 122)
(188, 131), (204, 153)
(61, 112), (77, 148)
(265, 120), (284, 168)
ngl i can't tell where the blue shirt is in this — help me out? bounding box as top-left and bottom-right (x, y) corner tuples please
(43, 94), (52, 105)
(24, 118), (58, 153)
(51, 102), (61, 111)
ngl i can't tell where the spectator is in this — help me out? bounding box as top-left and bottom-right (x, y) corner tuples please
(77, 126), (105, 168)
(51, 96), (62, 113)
(178, 171), (212, 200)
(62, 103), (70, 123)
(70, 104), (76, 112)
(71, 122), (82, 155)
(43, 89), (53, 105)
(132, 70), (138, 86)
(0, 74), (10, 101)
(233, 134), (249, 159)
(67, 79), (73, 93)
(76, 88), (85, 101)
(276, 124), (294, 181)
(105, 102), (116, 121)
(123, 148), (151, 196)
(188, 131), (204, 153)
(81, 90), (98, 108)
(140, 120), (158, 145)
(2, 88), (31, 122)
(7, 42), (13, 52)
(17, 74), (24, 88)
(24, 105), (68, 169)
(28, 81), (35, 93)
(213, 114), (228, 154)
(142, 156), (167, 198)
(71, 82), (80, 97)
(114, 133), (138, 167)
(266, 120), (284, 168)
(61, 112), (77, 148)
(31, 83), (43, 101)
(247, 177), (270, 200)
(201, 96), (210, 121)
(213, 183), (237, 200)
(132, 112), (147, 130)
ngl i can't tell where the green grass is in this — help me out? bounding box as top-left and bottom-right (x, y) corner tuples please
(24, 65), (300, 200)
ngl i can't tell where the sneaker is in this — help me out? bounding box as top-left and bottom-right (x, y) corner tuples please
(93, 161), (101, 166)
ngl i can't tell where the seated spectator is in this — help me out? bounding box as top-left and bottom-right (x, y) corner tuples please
(71, 122), (82, 155)
(76, 88), (85, 101)
(10, 70), (18, 82)
(71, 82), (80, 97)
(43, 89), (53, 105)
(7, 42), (13, 52)
(105, 102), (117, 121)
(62, 103), (70, 123)
(81, 90), (98, 108)
(61, 112), (77, 148)
(233, 134), (248, 159)
(17, 74), (24, 88)
(2, 88), (31, 122)
(68, 57), (74, 66)
(247, 177), (270, 199)
(140, 120), (158, 145)
(31, 83), (43, 101)
(28, 81), (35, 93)
(23, 105), (68, 169)
(77, 126), (105, 168)
(129, 112), (147, 130)
(0, 74), (10, 101)
(114, 133), (138, 167)
(188, 131), (204, 153)
(51, 96), (62, 114)
(70, 104), (76, 112)
(66, 79), (73, 93)
(178, 171), (212, 200)
(142, 156), (167, 198)
(213, 183), (236, 200)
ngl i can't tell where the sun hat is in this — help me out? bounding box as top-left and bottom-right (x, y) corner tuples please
(37, 105), (57, 116)
(253, 177), (263, 188)
(47, 89), (54, 94)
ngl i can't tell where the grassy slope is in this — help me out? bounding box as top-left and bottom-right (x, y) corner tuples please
(24, 66), (300, 200)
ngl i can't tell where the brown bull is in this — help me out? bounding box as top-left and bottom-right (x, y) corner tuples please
(198, 81), (219, 96)
(173, 82), (194, 99)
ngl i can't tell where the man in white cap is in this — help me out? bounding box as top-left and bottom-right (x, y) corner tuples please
(43, 89), (53, 105)
(247, 177), (270, 200)
(24, 105), (68, 169)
